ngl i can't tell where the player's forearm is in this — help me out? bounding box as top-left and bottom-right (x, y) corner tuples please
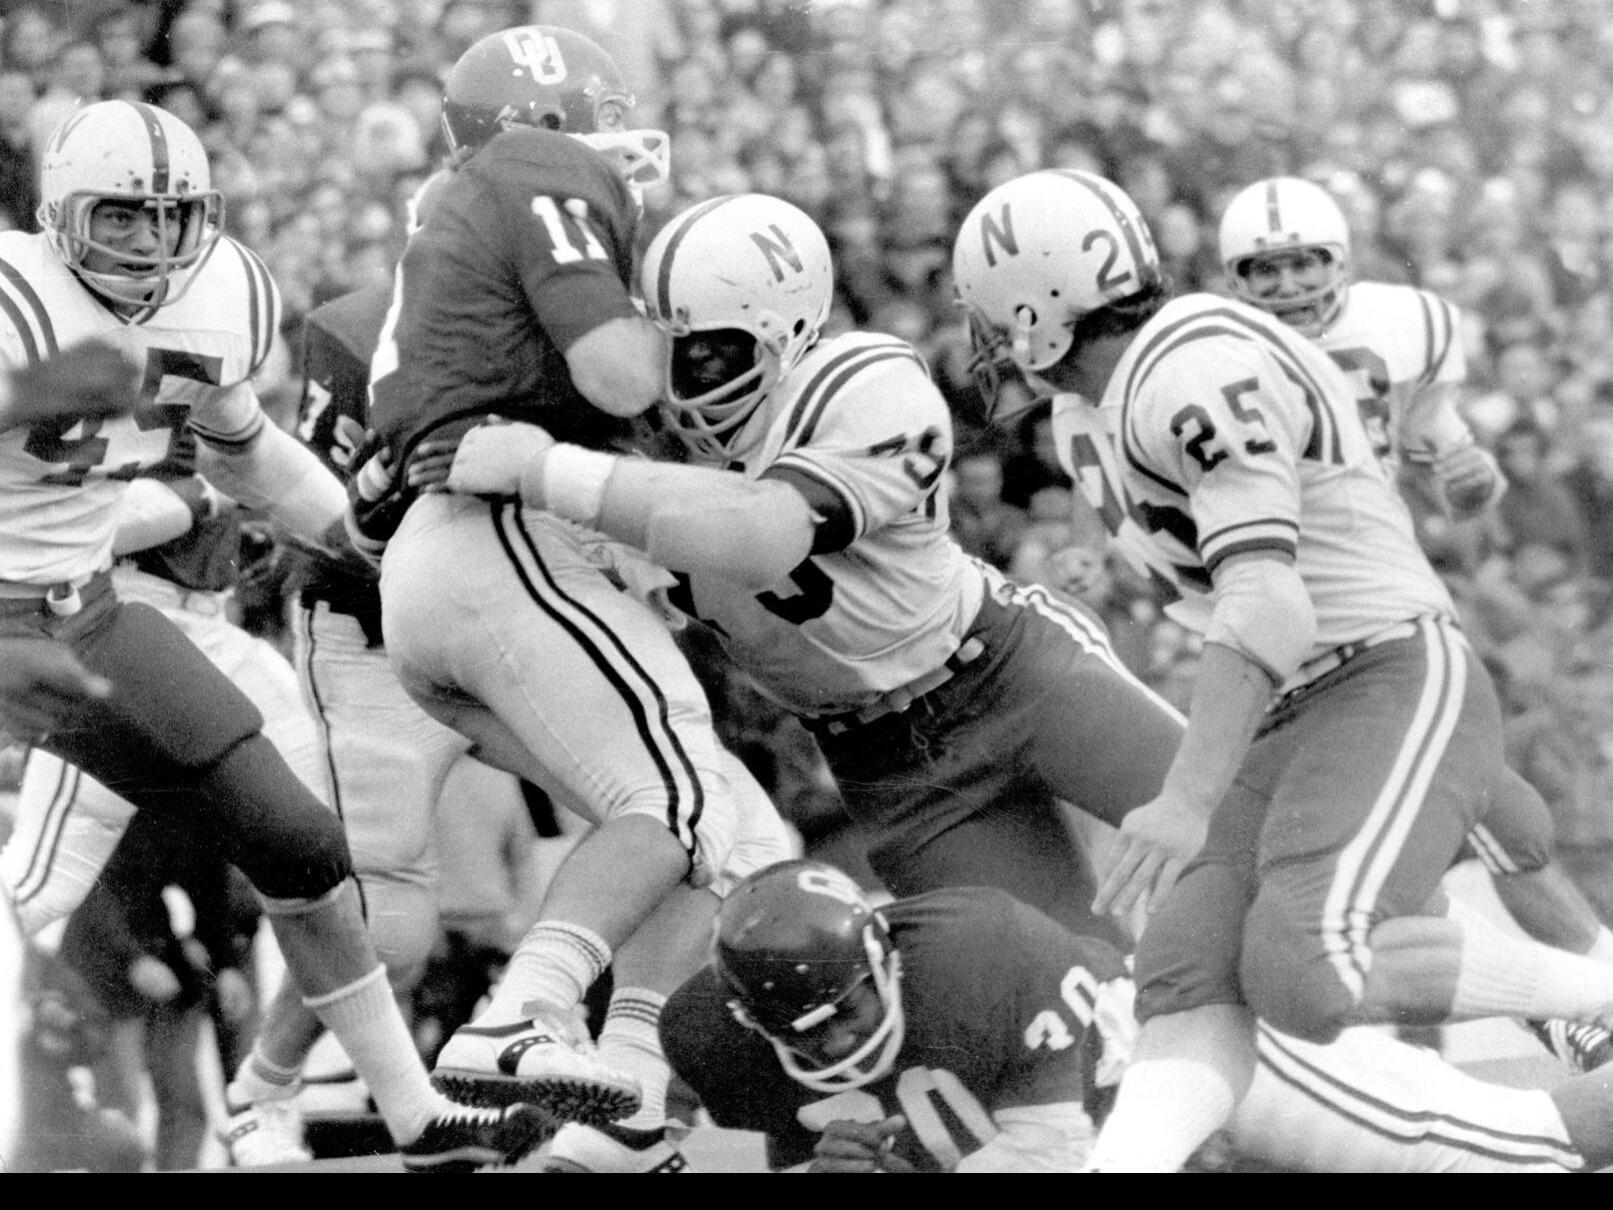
(196, 420), (347, 553)
(582, 455), (815, 591)
(955, 1103), (1095, 1173)
(113, 476), (216, 555)
(1161, 640), (1273, 816)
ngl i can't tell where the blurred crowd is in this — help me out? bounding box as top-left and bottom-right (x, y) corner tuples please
(5, 0), (1613, 1168)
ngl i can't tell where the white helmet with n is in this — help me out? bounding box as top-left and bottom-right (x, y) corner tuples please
(951, 169), (1159, 422)
(38, 100), (223, 310)
(1218, 176), (1351, 337)
(638, 193), (833, 458)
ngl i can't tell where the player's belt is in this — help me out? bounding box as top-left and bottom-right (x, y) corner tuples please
(1281, 618), (1425, 696)
(803, 636), (989, 737)
(0, 571), (107, 618)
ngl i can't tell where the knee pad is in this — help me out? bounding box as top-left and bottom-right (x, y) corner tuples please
(205, 736), (354, 900)
(1240, 889), (1355, 1044)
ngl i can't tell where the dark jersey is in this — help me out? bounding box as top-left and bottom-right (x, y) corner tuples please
(368, 128), (643, 463)
(291, 281), (392, 639)
(661, 886), (1132, 1171)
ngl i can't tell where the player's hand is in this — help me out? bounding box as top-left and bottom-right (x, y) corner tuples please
(436, 419), (558, 499)
(2, 338), (141, 430)
(343, 431), (404, 566)
(129, 954), (182, 1003)
(809, 1115), (915, 1173)
(0, 638), (111, 741)
(1092, 793), (1208, 920)
(1432, 444), (1503, 519)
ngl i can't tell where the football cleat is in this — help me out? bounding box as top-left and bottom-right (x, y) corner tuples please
(431, 1010), (641, 1125)
(541, 1122), (693, 1173)
(1529, 1018), (1613, 1072)
(400, 1102), (560, 1173)
(221, 1098), (313, 1167)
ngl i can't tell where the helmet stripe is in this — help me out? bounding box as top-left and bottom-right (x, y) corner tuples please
(129, 101), (170, 193)
(1265, 178), (1282, 236)
(1050, 169), (1152, 288)
(651, 194), (740, 319)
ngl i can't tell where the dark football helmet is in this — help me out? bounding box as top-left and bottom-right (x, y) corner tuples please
(714, 859), (904, 1093)
(439, 25), (668, 193)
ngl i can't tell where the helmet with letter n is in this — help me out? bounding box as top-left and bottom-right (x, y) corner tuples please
(439, 24), (668, 199)
(714, 859), (904, 1094)
(638, 193), (833, 459)
(951, 168), (1160, 424)
(38, 100), (223, 310)
(1218, 176), (1351, 338)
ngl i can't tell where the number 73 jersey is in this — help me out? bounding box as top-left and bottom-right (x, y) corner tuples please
(1054, 294), (1454, 651)
(668, 332), (983, 716)
(0, 230), (279, 583)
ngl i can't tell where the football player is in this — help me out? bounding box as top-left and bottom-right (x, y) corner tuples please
(427, 192), (1203, 949)
(0, 99), (553, 1171)
(662, 858), (1134, 1172)
(358, 25), (791, 1169)
(1219, 176), (1613, 966)
(663, 859), (1613, 1173)
(950, 168), (1613, 1171)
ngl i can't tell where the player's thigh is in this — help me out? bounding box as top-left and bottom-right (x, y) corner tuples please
(293, 603), (462, 882)
(1254, 640), (1503, 921)
(384, 499), (734, 869)
(1, 754), (132, 930)
(1465, 765), (1555, 876)
(1004, 596), (1184, 825)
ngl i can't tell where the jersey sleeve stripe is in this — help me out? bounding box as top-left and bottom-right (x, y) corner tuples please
(189, 408), (267, 451)
(0, 255), (57, 363)
(1415, 292), (1456, 389)
(784, 342), (925, 447)
(226, 238), (277, 374)
(768, 453), (865, 542)
(649, 194), (741, 319)
(761, 460), (860, 550)
(1200, 522), (1299, 573)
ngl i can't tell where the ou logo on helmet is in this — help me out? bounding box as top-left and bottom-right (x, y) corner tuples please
(505, 28), (568, 85)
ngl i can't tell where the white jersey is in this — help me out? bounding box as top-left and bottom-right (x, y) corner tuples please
(673, 331), (983, 715)
(0, 232), (279, 582)
(1317, 280), (1468, 468)
(1053, 294), (1454, 651)
(1233, 1023), (1581, 1172)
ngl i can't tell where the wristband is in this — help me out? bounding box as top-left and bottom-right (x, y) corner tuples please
(525, 443), (615, 525)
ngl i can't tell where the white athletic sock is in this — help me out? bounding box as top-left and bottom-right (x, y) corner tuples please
(1085, 1058), (1237, 1172)
(480, 920), (611, 1025)
(226, 1049), (303, 1110)
(597, 988), (669, 1131)
(1453, 910), (1613, 1022)
(304, 964), (445, 1144)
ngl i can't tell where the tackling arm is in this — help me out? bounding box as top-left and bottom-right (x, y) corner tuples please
(563, 317), (667, 418)
(112, 476), (222, 556)
(191, 395), (350, 559)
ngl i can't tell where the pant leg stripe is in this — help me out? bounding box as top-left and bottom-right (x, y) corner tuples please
(1322, 617), (1465, 1000)
(993, 568), (1185, 722)
(10, 761), (80, 906)
(1255, 1026), (1580, 1166)
(494, 504), (702, 853)
(1464, 823), (1518, 876)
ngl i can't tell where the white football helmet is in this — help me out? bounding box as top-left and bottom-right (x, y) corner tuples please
(1218, 176), (1351, 336)
(952, 169), (1159, 422)
(638, 193), (832, 458)
(38, 100), (222, 310)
